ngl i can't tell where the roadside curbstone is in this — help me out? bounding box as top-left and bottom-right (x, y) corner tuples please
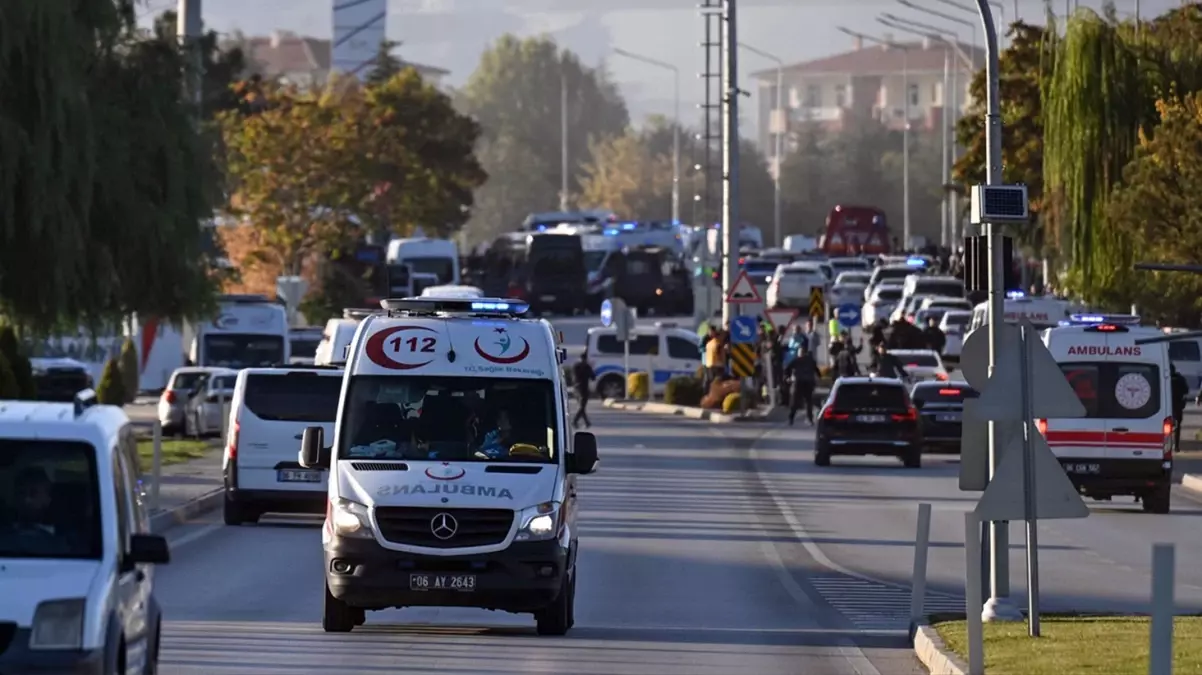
(911, 620), (969, 675)
(148, 488), (223, 535)
(1181, 473), (1202, 495)
(601, 398), (790, 424)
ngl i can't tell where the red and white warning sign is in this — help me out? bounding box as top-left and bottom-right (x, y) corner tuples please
(763, 308), (799, 333)
(725, 270), (763, 304)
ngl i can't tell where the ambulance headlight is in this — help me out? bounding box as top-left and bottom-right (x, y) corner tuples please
(29, 599), (85, 650)
(516, 501), (561, 541)
(330, 499), (373, 539)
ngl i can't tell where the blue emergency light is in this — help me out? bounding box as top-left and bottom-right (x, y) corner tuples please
(1006, 290), (1026, 299)
(1064, 313), (1141, 326)
(381, 297), (529, 316)
(621, 222), (637, 230)
(906, 257), (927, 267)
(602, 228), (619, 236)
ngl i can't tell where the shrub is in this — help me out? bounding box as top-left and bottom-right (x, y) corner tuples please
(722, 392), (743, 414)
(119, 338), (140, 403)
(0, 325), (35, 399)
(0, 352), (18, 399)
(627, 372), (649, 400)
(95, 358), (127, 406)
(664, 376), (705, 406)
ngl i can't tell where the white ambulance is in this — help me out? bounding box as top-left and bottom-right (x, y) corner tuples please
(969, 292), (1077, 332)
(296, 297), (598, 635)
(1041, 314), (1174, 513)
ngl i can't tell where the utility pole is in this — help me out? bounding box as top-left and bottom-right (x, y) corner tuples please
(560, 72), (570, 212)
(902, 46), (911, 249)
(941, 48), (951, 247)
(177, 0), (203, 113)
(721, 0), (740, 327)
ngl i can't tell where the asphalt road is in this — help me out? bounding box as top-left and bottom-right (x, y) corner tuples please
(153, 408), (925, 675)
(750, 422), (1202, 619)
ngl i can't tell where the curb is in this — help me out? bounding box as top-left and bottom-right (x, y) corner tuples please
(601, 398), (788, 424)
(1181, 473), (1202, 496)
(912, 620), (970, 675)
(148, 488), (223, 535)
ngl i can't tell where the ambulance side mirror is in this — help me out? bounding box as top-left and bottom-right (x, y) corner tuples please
(569, 432), (599, 475)
(299, 426), (328, 469)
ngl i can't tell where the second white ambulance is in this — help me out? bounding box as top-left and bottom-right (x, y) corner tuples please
(1041, 314), (1174, 513)
(297, 297), (598, 635)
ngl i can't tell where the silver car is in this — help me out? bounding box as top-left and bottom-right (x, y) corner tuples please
(181, 370), (238, 438)
(158, 366), (230, 435)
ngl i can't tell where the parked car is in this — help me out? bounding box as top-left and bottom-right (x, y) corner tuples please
(183, 370), (238, 438)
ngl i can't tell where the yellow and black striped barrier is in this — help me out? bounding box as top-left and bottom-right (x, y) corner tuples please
(730, 343), (756, 378)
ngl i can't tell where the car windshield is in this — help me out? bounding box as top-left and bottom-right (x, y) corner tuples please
(403, 257), (455, 285)
(834, 384), (908, 409)
(211, 374), (238, 390)
(912, 385), (978, 404)
(915, 280), (965, 298)
(290, 338), (320, 359)
(944, 314), (971, 328)
(875, 287), (903, 301)
(916, 309), (947, 324)
(203, 334), (285, 368)
(339, 376), (557, 463)
(171, 372), (205, 390)
(835, 272), (870, 285)
(0, 440), (102, 560)
(244, 373), (343, 423)
(896, 353), (941, 367)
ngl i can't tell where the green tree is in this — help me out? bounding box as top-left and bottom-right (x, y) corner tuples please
(954, 21), (1050, 252)
(0, 352), (18, 399)
(152, 10), (247, 118)
(95, 358), (126, 407)
(0, 326), (34, 399)
(365, 40), (405, 87)
(119, 338), (140, 403)
(779, 123), (833, 237)
(457, 35), (629, 241)
(578, 130), (676, 218)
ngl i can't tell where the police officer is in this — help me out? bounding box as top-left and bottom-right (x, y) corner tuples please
(1171, 364), (1188, 451)
(571, 352), (595, 428)
(874, 343), (908, 381)
(923, 317), (947, 356)
(785, 343), (821, 426)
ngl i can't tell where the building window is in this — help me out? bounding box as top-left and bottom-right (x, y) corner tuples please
(805, 84), (820, 108)
(835, 84), (847, 108)
(908, 83), (919, 108)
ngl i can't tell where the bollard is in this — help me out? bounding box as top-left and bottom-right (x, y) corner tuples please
(151, 420), (162, 512)
(220, 390), (229, 440)
(1149, 543), (1176, 675)
(964, 511), (985, 675)
(910, 502), (933, 624)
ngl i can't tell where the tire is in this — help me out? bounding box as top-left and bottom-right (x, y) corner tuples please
(597, 375), (625, 400)
(143, 620), (161, 675)
(535, 571), (574, 636)
(223, 490), (248, 526)
(1142, 483), (1171, 514)
(353, 608), (367, 626)
(814, 446), (831, 467)
(902, 449), (922, 469)
(322, 583), (356, 633)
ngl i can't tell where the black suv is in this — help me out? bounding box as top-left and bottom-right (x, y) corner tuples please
(911, 381), (978, 453)
(816, 377), (922, 467)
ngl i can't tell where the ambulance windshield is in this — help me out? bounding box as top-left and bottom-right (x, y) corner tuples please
(338, 376), (557, 463)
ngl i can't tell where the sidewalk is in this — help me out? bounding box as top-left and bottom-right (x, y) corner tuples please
(144, 448), (223, 534)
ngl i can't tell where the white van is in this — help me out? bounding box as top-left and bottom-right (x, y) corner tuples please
(0, 391), (170, 674)
(222, 366), (345, 525)
(192, 294), (290, 369)
(586, 324), (702, 399)
(767, 262), (827, 310)
(969, 294), (1075, 332)
(866, 261), (927, 301)
(296, 297), (598, 635)
(314, 310), (378, 367)
(1041, 314), (1174, 513)
(386, 237), (460, 286)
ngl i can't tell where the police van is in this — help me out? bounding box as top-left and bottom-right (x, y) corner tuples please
(296, 297), (599, 635)
(0, 391), (171, 674)
(1041, 314), (1174, 513)
(585, 323), (702, 399)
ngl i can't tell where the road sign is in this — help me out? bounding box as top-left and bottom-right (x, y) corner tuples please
(959, 402), (1020, 491)
(972, 320), (1086, 421)
(600, 299), (615, 327)
(764, 308), (799, 334)
(610, 298), (633, 342)
(960, 322), (1020, 389)
(729, 343), (756, 377)
(730, 316), (758, 344)
(808, 286), (825, 319)
(726, 270), (763, 304)
(974, 431), (1089, 521)
(835, 303), (861, 328)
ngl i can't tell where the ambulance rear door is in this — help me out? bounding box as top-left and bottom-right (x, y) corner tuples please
(1045, 327), (1111, 468)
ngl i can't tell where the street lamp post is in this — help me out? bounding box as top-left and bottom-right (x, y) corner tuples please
(896, 0), (979, 69)
(929, 0), (1009, 36)
(612, 48), (681, 224)
(836, 27), (911, 249)
(738, 43), (784, 248)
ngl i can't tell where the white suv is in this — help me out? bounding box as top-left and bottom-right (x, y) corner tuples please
(222, 367), (344, 525)
(0, 391), (171, 673)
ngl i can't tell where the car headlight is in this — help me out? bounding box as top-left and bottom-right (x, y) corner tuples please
(31, 366), (47, 376)
(329, 499), (373, 539)
(29, 599), (85, 650)
(515, 501), (561, 542)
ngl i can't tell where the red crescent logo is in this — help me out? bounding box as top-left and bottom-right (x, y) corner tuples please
(425, 465), (466, 481)
(474, 337), (530, 364)
(364, 326), (438, 370)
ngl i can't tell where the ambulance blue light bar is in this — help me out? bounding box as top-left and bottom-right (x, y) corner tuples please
(906, 257), (927, 266)
(1006, 290), (1026, 299)
(1063, 313), (1141, 325)
(381, 297), (529, 316)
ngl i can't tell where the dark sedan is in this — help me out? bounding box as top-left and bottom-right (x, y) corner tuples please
(911, 381), (979, 453)
(815, 377), (923, 468)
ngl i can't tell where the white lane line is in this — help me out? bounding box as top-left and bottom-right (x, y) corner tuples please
(167, 521), (225, 549)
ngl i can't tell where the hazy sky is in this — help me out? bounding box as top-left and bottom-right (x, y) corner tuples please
(147, 0), (1170, 137)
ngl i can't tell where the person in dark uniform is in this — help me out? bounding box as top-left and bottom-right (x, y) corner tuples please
(785, 343), (821, 426)
(873, 343), (908, 380)
(1171, 364), (1188, 452)
(571, 352), (595, 428)
(923, 317), (947, 356)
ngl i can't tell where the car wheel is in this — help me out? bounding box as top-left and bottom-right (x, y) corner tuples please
(535, 570), (573, 636)
(1142, 483), (1171, 514)
(223, 490), (248, 526)
(902, 448), (922, 469)
(814, 446), (831, 467)
(143, 620), (161, 675)
(597, 375), (625, 400)
(322, 583), (356, 633)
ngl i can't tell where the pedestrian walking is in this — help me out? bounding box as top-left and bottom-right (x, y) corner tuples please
(571, 352), (595, 428)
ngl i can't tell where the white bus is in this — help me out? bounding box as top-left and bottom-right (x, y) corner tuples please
(190, 295), (290, 368)
(386, 237), (459, 286)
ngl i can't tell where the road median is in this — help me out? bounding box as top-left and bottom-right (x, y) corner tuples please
(601, 397), (789, 423)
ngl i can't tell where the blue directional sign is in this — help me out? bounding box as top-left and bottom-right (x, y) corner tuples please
(836, 303), (861, 329)
(600, 299), (614, 327)
(730, 315), (759, 344)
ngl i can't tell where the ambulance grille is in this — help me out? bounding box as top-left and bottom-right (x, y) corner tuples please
(375, 507), (514, 548)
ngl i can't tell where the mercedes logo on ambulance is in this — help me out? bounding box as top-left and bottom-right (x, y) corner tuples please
(425, 463), (466, 481)
(430, 513), (458, 540)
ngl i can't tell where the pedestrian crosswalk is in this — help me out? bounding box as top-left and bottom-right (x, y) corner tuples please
(807, 572), (965, 633)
